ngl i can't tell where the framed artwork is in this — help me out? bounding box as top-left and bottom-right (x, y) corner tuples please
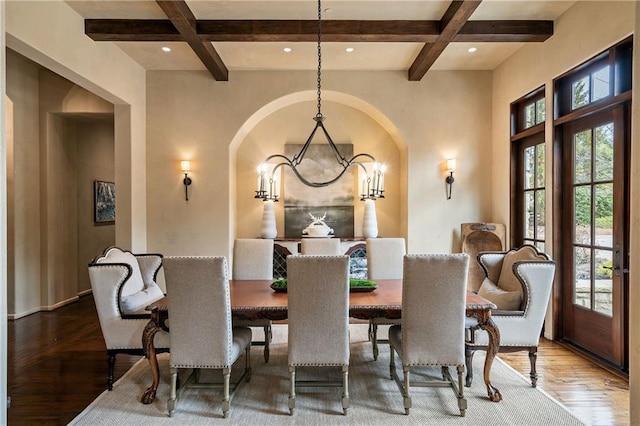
(94, 180), (116, 224)
(283, 143), (355, 237)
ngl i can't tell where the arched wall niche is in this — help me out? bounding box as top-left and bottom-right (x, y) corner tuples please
(230, 90), (407, 242)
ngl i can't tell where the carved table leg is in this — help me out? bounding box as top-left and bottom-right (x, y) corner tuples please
(141, 313), (161, 404)
(477, 316), (502, 402)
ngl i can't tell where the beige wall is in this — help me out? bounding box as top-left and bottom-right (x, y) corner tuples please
(6, 51), (115, 317)
(5, 50), (40, 316)
(492, 0), (638, 418)
(76, 118), (116, 293)
(6, 0), (147, 251)
(146, 69), (493, 257)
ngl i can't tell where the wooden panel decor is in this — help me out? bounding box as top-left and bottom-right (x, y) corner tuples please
(461, 222), (506, 292)
(283, 143), (355, 238)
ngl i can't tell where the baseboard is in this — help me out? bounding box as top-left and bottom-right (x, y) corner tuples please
(8, 294), (82, 320)
(77, 288), (93, 297)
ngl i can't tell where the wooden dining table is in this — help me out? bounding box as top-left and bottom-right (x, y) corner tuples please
(141, 279), (501, 404)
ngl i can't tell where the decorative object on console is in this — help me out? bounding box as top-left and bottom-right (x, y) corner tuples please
(445, 158), (456, 200)
(181, 160), (192, 201)
(362, 199), (378, 238)
(261, 200), (278, 239)
(302, 212), (334, 237)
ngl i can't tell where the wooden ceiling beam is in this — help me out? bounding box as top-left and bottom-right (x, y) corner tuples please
(155, 0), (228, 81)
(409, 0), (483, 81)
(85, 18), (552, 44)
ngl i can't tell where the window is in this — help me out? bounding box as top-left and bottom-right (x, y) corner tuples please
(523, 142), (546, 251)
(524, 97), (546, 129)
(511, 86), (546, 250)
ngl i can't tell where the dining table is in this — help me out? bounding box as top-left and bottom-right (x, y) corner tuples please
(140, 279), (501, 404)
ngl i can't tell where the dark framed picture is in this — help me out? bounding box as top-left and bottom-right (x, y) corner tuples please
(94, 180), (116, 224)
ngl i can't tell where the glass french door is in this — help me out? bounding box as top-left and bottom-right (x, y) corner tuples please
(561, 105), (628, 369)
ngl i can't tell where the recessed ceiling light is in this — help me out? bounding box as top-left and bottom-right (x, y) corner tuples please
(345, 47), (355, 53)
(283, 47), (292, 53)
(162, 46), (171, 52)
(468, 47), (477, 53)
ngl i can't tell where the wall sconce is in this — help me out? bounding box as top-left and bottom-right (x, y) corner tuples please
(181, 160), (192, 201)
(445, 159), (456, 200)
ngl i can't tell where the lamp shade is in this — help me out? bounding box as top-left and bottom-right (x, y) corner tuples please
(181, 160), (191, 172)
(446, 159), (456, 172)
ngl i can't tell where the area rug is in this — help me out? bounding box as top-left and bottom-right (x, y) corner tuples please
(70, 324), (587, 425)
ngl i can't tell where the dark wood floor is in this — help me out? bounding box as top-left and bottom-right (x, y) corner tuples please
(7, 295), (630, 425)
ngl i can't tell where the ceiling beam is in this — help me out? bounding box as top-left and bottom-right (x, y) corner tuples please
(155, 0), (228, 81)
(85, 19), (552, 44)
(409, 0), (483, 81)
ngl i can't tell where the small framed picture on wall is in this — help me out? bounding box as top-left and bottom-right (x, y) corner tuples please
(94, 180), (115, 224)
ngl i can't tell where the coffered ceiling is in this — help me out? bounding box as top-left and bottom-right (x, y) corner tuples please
(65, 0), (578, 80)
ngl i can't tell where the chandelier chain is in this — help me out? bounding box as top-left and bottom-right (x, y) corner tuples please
(316, 0), (322, 117)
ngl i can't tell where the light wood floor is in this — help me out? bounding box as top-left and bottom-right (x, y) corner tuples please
(7, 295), (629, 425)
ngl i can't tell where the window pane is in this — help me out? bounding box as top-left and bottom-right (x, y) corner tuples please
(524, 103), (536, 128)
(574, 129), (592, 184)
(525, 191), (535, 239)
(536, 241), (545, 253)
(536, 189), (545, 240)
(574, 247), (591, 309)
(594, 183), (613, 249)
(535, 143), (545, 188)
(591, 65), (611, 102)
(572, 76), (590, 110)
(595, 123), (614, 182)
(536, 98), (546, 124)
(524, 146), (535, 189)
(574, 186), (591, 245)
(594, 249), (613, 317)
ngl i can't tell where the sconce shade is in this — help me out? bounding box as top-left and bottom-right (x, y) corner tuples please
(447, 159), (456, 172)
(181, 160), (191, 172)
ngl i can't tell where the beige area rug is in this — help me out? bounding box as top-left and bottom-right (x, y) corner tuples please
(70, 324), (587, 425)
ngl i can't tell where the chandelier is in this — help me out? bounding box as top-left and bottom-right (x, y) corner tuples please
(255, 0), (385, 202)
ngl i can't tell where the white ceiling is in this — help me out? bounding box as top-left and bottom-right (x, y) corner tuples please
(65, 0), (578, 72)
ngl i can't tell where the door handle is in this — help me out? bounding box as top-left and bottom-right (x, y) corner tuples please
(610, 244), (630, 276)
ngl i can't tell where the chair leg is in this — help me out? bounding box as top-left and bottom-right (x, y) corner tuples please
(288, 366), (296, 415)
(402, 366), (411, 415)
(528, 346), (538, 388)
(263, 325), (271, 363)
(372, 323), (379, 360)
(389, 345), (395, 380)
(222, 367), (231, 419)
(456, 365), (467, 417)
(464, 346), (475, 387)
(168, 367), (178, 417)
(107, 353), (115, 391)
(245, 345), (252, 382)
(342, 365), (350, 415)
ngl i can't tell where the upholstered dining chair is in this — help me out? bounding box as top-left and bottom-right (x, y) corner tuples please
(287, 255), (350, 415)
(389, 254), (469, 416)
(163, 256), (252, 419)
(465, 245), (556, 387)
(232, 238), (274, 362)
(300, 238), (341, 255)
(88, 246), (170, 390)
(366, 237), (406, 360)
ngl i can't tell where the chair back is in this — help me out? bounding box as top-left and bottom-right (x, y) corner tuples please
(300, 238), (341, 255)
(287, 255), (350, 366)
(401, 254), (469, 366)
(233, 238), (274, 280)
(366, 237), (406, 280)
(163, 256), (234, 368)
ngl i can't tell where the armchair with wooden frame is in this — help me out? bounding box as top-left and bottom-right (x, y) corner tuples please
(465, 245), (556, 387)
